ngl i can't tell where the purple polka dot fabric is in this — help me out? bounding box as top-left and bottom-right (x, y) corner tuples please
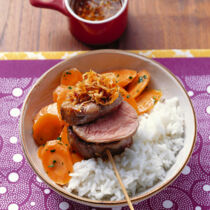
(0, 58), (209, 210)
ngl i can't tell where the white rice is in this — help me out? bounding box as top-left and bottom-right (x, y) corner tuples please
(65, 97), (184, 201)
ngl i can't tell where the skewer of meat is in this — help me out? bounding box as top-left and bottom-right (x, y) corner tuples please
(60, 70), (138, 209)
(62, 98), (138, 210)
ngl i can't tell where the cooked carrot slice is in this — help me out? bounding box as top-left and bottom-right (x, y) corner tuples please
(105, 69), (137, 87)
(60, 68), (83, 86)
(59, 125), (83, 164)
(59, 124), (70, 149)
(72, 152), (83, 164)
(38, 145), (44, 159)
(53, 85), (69, 102)
(120, 87), (140, 115)
(33, 103), (63, 145)
(40, 140), (73, 185)
(136, 89), (162, 114)
(54, 85), (71, 119)
(127, 70), (150, 98)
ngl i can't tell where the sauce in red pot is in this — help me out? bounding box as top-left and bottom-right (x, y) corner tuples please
(72, 0), (122, 21)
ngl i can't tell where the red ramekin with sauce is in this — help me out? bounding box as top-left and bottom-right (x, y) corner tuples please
(30, 0), (128, 45)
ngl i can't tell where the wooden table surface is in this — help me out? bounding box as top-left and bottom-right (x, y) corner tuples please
(1, 0), (210, 51)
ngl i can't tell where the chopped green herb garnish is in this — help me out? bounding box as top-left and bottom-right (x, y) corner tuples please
(143, 75), (147, 79)
(129, 76), (133, 79)
(138, 76), (143, 83)
(65, 144), (68, 146)
(50, 149), (56, 153)
(117, 74), (120, 77)
(57, 137), (61, 140)
(66, 72), (71, 75)
(48, 160), (56, 168)
(126, 95), (130, 99)
(153, 96), (157, 103)
(57, 142), (63, 145)
(68, 86), (72, 89)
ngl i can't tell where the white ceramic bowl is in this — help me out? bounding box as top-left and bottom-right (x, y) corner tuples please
(20, 50), (196, 208)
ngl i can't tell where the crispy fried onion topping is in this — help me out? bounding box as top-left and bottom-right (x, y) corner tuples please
(66, 70), (119, 106)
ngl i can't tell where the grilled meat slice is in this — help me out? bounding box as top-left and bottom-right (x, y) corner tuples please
(61, 94), (122, 125)
(68, 127), (133, 159)
(72, 101), (138, 143)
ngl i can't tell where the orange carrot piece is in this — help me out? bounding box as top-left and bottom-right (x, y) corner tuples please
(104, 69), (137, 87)
(59, 124), (70, 149)
(38, 145), (44, 159)
(54, 84), (72, 119)
(53, 85), (69, 102)
(60, 68), (83, 86)
(127, 70), (150, 98)
(33, 103), (63, 145)
(40, 140), (73, 185)
(59, 125), (83, 164)
(136, 89), (162, 114)
(72, 153), (83, 164)
(120, 88), (140, 115)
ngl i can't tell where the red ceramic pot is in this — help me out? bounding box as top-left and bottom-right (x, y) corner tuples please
(30, 0), (128, 45)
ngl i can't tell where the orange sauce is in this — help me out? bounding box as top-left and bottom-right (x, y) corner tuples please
(72, 0), (122, 21)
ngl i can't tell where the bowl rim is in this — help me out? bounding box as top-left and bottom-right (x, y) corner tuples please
(20, 49), (197, 207)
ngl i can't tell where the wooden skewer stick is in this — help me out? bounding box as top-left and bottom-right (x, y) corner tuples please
(106, 150), (134, 210)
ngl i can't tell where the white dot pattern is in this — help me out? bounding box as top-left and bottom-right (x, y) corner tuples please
(36, 176), (43, 183)
(182, 165), (191, 175)
(30, 202), (35, 206)
(10, 108), (20, 117)
(8, 203), (19, 210)
(206, 106), (210, 114)
(59, 202), (69, 210)
(188, 91), (194, 97)
(0, 187), (6, 194)
(8, 172), (19, 182)
(195, 206), (202, 210)
(207, 85), (210, 94)
(13, 154), (23, 162)
(10, 136), (18, 144)
(44, 189), (50, 194)
(203, 184), (210, 191)
(163, 200), (173, 208)
(12, 88), (23, 97)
